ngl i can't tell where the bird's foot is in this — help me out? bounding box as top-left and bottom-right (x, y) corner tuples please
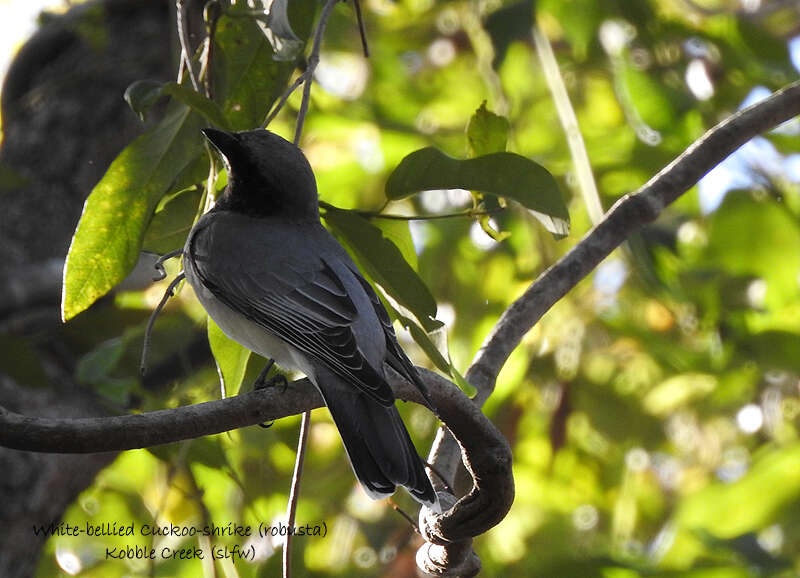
(255, 373), (288, 393)
(253, 359), (288, 429)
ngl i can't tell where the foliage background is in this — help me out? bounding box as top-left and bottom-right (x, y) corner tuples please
(2, 0), (800, 576)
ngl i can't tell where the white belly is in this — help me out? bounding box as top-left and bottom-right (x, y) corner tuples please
(183, 262), (315, 380)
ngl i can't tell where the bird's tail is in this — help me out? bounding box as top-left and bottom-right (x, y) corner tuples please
(316, 372), (439, 513)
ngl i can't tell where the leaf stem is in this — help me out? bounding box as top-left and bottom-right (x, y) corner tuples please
(319, 200), (504, 221)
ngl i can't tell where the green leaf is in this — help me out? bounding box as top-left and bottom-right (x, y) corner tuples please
(162, 83), (232, 130)
(213, 2), (316, 130)
(382, 298), (474, 395)
(374, 218), (418, 270)
(208, 317), (251, 397)
(620, 64), (679, 131)
(125, 80), (232, 129)
(467, 101), (509, 157)
(323, 208), (438, 331)
(675, 443), (800, 537)
(62, 105), (206, 320)
(124, 79), (163, 121)
(143, 187), (203, 254)
(380, 297), (452, 375)
(385, 147), (569, 236)
(76, 337), (125, 384)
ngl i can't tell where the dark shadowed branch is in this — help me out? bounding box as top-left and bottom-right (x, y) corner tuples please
(0, 366), (513, 552)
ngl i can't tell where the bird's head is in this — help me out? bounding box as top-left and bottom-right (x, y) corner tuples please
(202, 128), (319, 221)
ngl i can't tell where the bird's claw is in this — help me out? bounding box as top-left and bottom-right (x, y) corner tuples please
(254, 373), (288, 393)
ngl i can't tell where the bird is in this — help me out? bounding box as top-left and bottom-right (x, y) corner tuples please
(182, 127), (439, 512)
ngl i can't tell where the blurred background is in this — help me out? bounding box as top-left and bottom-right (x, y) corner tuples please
(2, 0), (800, 576)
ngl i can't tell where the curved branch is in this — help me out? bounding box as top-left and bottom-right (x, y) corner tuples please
(0, 367), (513, 546)
(425, 79), (800, 573)
(467, 79), (800, 399)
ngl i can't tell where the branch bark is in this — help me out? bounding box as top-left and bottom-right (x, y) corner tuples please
(0, 367), (514, 561)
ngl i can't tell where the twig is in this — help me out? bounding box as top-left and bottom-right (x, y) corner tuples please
(283, 411), (311, 578)
(281, 6), (340, 572)
(152, 248), (183, 281)
(294, 0), (339, 144)
(388, 498), (420, 534)
(352, 0), (369, 57)
(263, 74), (305, 128)
(532, 23), (603, 224)
(140, 273), (186, 376)
(176, 0), (200, 91)
(199, 0), (221, 99)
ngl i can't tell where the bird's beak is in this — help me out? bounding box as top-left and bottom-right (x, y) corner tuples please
(201, 128), (239, 158)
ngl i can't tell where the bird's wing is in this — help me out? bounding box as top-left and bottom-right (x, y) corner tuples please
(188, 218), (395, 406)
(346, 265), (438, 412)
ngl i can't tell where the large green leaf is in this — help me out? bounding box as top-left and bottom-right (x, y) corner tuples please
(142, 188), (203, 254)
(323, 208), (438, 331)
(385, 147), (569, 235)
(213, 1), (316, 130)
(374, 218), (418, 270)
(207, 317), (251, 397)
(62, 105), (206, 320)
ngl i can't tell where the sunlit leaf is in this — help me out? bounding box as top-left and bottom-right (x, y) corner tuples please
(208, 317), (251, 397)
(374, 218), (418, 270)
(467, 101), (509, 157)
(62, 105), (206, 320)
(213, 1), (316, 130)
(385, 147), (568, 235)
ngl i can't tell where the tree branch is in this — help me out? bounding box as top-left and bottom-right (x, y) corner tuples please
(294, 0), (338, 143)
(419, 77), (800, 576)
(466, 79), (800, 400)
(0, 367), (513, 547)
